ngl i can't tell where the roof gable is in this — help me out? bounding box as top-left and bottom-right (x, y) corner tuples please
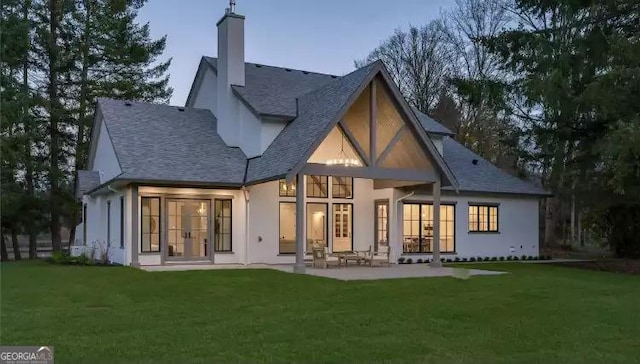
(246, 61), (458, 189)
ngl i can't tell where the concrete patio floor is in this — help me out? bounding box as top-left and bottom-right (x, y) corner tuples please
(271, 264), (507, 280)
(141, 263), (507, 280)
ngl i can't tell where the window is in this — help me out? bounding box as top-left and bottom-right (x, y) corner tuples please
(83, 204), (87, 244)
(141, 197), (160, 252)
(119, 197), (124, 248)
(278, 179), (296, 197)
(107, 201), (111, 245)
(306, 175), (328, 198)
(332, 177), (353, 198)
(214, 200), (232, 252)
(402, 203), (455, 253)
(279, 202), (296, 254)
(307, 203), (327, 253)
(469, 204), (499, 232)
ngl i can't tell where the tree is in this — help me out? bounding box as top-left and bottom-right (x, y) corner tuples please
(484, 0), (640, 255)
(355, 21), (450, 113)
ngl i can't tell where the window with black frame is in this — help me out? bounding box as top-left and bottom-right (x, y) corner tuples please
(214, 200), (232, 252)
(141, 197), (160, 252)
(306, 175), (328, 198)
(278, 179), (296, 197)
(402, 203), (455, 253)
(331, 177), (353, 198)
(468, 204), (498, 232)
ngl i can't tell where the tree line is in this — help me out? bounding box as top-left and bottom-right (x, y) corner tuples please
(1, 0), (172, 260)
(358, 0), (640, 257)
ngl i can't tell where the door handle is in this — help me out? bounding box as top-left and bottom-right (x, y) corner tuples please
(188, 232), (191, 238)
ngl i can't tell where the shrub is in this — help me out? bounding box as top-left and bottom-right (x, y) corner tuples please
(417, 258), (423, 264)
(446, 258), (453, 263)
(469, 257), (476, 262)
(50, 251), (71, 264)
(506, 255), (513, 261)
(521, 255), (528, 260)
(406, 258), (413, 264)
(462, 258), (468, 262)
(441, 258), (446, 263)
(490, 257), (497, 261)
(499, 256), (505, 261)
(425, 258), (430, 263)
(454, 257), (461, 262)
(398, 257), (405, 264)
(484, 257), (491, 261)
(74, 253), (91, 265)
(513, 256), (519, 261)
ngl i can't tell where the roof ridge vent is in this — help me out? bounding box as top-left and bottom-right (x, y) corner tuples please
(124, 101), (132, 106)
(330, 75), (337, 78)
(302, 71), (309, 74)
(285, 68), (292, 72)
(255, 64), (263, 68)
(177, 107), (185, 112)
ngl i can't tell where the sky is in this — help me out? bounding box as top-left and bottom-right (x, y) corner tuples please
(137, 0), (454, 105)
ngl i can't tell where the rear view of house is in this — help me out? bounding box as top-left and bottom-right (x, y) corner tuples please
(74, 4), (546, 269)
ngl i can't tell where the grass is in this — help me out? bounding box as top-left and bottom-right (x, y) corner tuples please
(1, 261), (639, 363)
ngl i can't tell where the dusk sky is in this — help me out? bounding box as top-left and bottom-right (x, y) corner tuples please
(138, 0), (454, 105)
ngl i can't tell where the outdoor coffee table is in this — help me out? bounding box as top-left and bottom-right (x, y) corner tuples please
(341, 254), (366, 266)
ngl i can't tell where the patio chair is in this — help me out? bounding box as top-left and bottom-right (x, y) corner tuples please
(370, 245), (392, 267)
(312, 247), (341, 269)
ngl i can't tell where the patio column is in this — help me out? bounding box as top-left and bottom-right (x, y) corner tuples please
(430, 179), (442, 268)
(293, 173), (306, 273)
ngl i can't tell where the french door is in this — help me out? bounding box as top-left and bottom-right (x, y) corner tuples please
(375, 200), (389, 252)
(332, 203), (352, 252)
(167, 199), (210, 260)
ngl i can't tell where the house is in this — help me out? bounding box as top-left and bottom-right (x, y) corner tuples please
(74, 5), (546, 270)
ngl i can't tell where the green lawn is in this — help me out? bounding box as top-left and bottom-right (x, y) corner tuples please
(1, 261), (639, 363)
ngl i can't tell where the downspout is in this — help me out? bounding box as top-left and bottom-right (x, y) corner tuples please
(242, 186), (249, 265)
(107, 185), (118, 194)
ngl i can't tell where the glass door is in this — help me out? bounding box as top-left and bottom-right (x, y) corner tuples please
(167, 199), (209, 260)
(332, 203), (352, 252)
(375, 200), (389, 252)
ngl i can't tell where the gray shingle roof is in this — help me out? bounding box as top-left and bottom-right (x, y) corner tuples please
(204, 57), (337, 118)
(246, 62), (379, 183)
(76, 170), (100, 198)
(442, 137), (547, 195)
(412, 107), (454, 135)
(97, 98), (247, 185)
(91, 61), (545, 196)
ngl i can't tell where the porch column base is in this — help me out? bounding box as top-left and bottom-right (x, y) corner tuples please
(293, 263), (306, 274)
(430, 259), (442, 268)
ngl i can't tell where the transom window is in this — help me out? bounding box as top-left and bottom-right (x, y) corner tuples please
(402, 203), (455, 253)
(332, 177), (353, 199)
(306, 175), (328, 198)
(468, 204), (499, 232)
(279, 179), (296, 197)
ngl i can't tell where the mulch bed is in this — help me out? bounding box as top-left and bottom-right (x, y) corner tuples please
(552, 260), (640, 275)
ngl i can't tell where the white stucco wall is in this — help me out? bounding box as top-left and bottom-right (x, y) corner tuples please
(136, 186), (247, 265)
(92, 118), (121, 184)
(396, 193), (540, 260)
(247, 178), (374, 264)
(74, 190), (126, 265)
(261, 120), (286, 154)
(190, 67), (217, 115)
